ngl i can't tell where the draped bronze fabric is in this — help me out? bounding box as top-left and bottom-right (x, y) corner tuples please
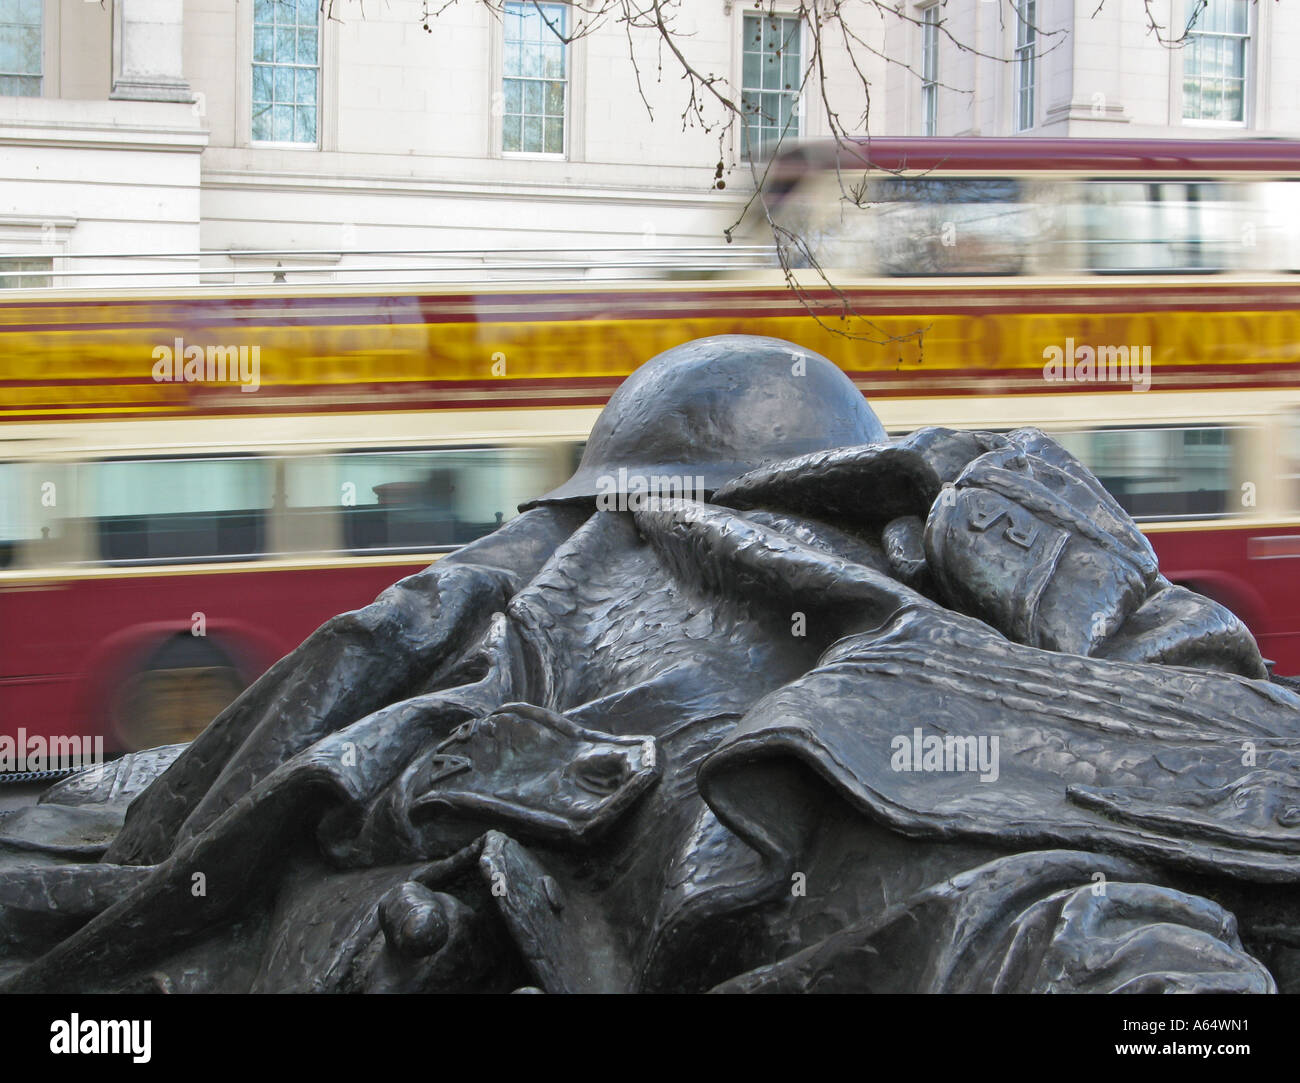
(2, 342), (1297, 993)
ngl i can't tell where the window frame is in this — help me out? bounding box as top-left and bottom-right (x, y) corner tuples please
(82, 452), (276, 567)
(865, 176), (1030, 278)
(500, 0), (571, 160)
(1282, 410), (1300, 517)
(1013, 0), (1037, 133)
(920, 4), (939, 137)
(0, 0), (43, 98)
(739, 9), (805, 162)
(249, 0), (323, 149)
(1077, 177), (1237, 276)
(282, 443), (564, 557)
(1055, 424), (1247, 524)
(1181, 0), (1250, 128)
(0, 254), (52, 288)
(0, 216), (72, 289)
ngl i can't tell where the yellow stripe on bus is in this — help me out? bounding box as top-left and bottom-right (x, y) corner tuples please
(2, 309), (1299, 409)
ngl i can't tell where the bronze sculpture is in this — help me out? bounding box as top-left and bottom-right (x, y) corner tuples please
(2, 334), (1299, 993)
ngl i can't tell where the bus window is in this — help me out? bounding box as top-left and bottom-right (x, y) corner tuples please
(1079, 180), (1239, 273)
(771, 175), (1030, 276)
(1284, 412), (1300, 513)
(1053, 426), (1240, 521)
(83, 456), (273, 564)
(868, 177), (1029, 276)
(1260, 181), (1300, 273)
(285, 446), (560, 555)
(0, 459), (85, 567)
(0, 462), (24, 568)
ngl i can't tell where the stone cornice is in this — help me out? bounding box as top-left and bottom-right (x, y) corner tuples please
(0, 100), (207, 153)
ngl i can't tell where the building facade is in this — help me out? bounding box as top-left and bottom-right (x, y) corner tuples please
(0, 0), (1296, 287)
(890, 0), (1300, 139)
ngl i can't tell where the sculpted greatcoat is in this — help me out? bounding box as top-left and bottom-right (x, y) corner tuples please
(2, 336), (1299, 994)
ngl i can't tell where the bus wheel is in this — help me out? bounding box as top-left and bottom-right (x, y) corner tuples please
(110, 636), (247, 752)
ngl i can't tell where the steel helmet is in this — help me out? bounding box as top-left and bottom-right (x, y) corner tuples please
(522, 334), (887, 508)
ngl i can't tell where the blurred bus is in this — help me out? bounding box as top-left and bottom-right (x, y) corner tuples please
(1, 408), (583, 764)
(749, 137), (1300, 674)
(4, 136), (1300, 768)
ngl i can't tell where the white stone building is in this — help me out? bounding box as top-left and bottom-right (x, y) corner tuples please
(0, 0), (1296, 288)
(890, 0), (1300, 139)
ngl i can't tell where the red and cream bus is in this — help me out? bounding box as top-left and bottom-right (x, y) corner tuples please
(4, 136), (1300, 769)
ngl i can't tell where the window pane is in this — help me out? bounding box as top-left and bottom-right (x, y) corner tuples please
(542, 42), (563, 78)
(1199, 75), (1218, 107)
(295, 66), (316, 105)
(273, 103), (294, 141)
(298, 27), (317, 65)
(503, 115), (521, 152)
(252, 0), (319, 145)
(252, 64), (272, 102)
(275, 26), (295, 63)
(544, 116), (563, 154)
(0, 463), (50, 554)
(289, 447), (558, 555)
(519, 3), (540, 40)
(254, 26), (274, 62)
(0, 462), (22, 566)
(866, 177), (1030, 276)
(782, 50), (800, 90)
(84, 457), (273, 564)
(0, 72), (36, 96)
(295, 105), (316, 143)
(1058, 428), (1239, 521)
(252, 103), (272, 141)
(502, 4), (566, 155)
(1223, 77), (1244, 121)
(1184, 0), (1248, 121)
(0, 0), (41, 83)
(784, 92), (802, 129)
(1080, 180), (1238, 272)
(1284, 412), (1300, 514)
(0, 460), (77, 563)
(1229, 36), (1246, 75)
(741, 13), (799, 158)
(545, 80), (563, 115)
(1017, 0), (1036, 46)
(523, 113), (542, 151)
(504, 78), (521, 114)
(0, 28), (21, 71)
(0, 255), (51, 288)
